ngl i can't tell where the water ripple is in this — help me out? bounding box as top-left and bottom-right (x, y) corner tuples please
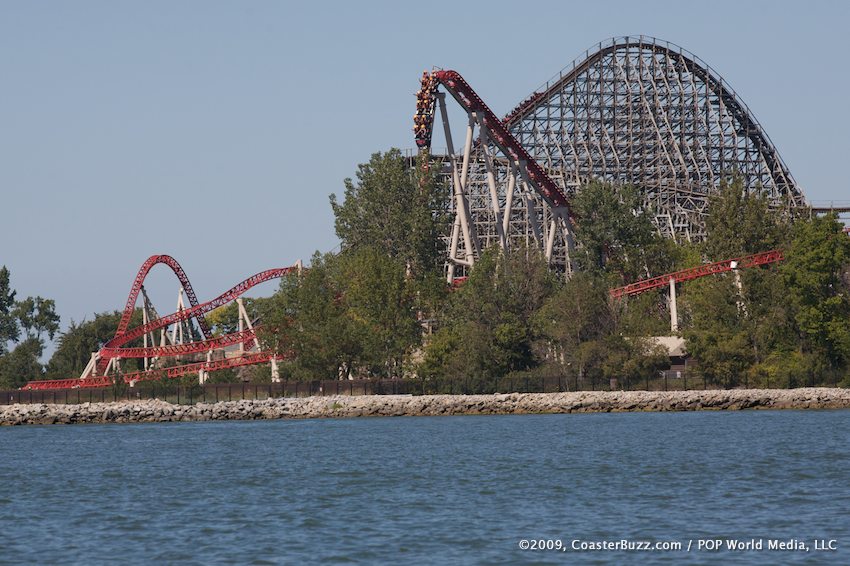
(0, 411), (848, 564)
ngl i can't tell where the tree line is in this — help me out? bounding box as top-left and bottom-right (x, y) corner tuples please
(4, 148), (849, 389)
(258, 149), (850, 389)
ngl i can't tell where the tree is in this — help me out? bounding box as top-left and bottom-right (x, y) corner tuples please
(680, 275), (754, 387)
(260, 247), (420, 380)
(535, 272), (668, 388)
(571, 180), (673, 282)
(0, 267), (61, 387)
(334, 246), (420, 377)
(44, 311), (127, 380)
(12, 296), (60, 342)
(330, 149), (450, 277)
(536, 272), (612, 366)
(206, 298), (266, 336)
(0, 266), (18, 351)
(703, 176), (788, 261)
(420, 247), (557, 386)
(780, 213), (850, 368)
(260, 253), (354, 381)
(0, 337), (44, 389)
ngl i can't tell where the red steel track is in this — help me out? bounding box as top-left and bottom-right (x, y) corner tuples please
(100, 328), (259, 359)
(95, 255), (211, 375)
(115, 255), (212, 339)
(609, 249), (784, 299)
(22, 257), (297, 390)
(103, 267), (294, 350)
(425, 70), (574, 217)
(30, 352), (275, 390)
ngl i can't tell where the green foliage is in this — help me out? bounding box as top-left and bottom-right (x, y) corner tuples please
(780, 213), (850, 366)
(420, 247), (556, 386)
(535, 272), (668, 387)
(0, 266), (61, 387)
(330, 149), (450, 277)
(44, 311), (129, 380)
(336, 246), (421, 376)
(0, 266), (18, 350)
(677, 181), (838, 387)
(571, 181), (672, 282)
(260, 247), (420, 380)
(206, 297), (266, 336)
(260, 253), (354, 380)
(703, 176), (788, 261)
(12, 296), (60, 341)
(0, 337), (44, 389)
(681, 279), (752, 387)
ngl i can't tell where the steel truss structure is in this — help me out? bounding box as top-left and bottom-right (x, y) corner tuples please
(415, 36), (807, 281)
(23, 256), (299, 390)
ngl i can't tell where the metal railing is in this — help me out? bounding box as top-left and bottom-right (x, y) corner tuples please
(1, 372), (844, 406)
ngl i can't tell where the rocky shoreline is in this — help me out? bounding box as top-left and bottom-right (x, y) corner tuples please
(1, 388), (849, 426)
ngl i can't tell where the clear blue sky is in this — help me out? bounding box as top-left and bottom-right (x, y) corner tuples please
(1, 0), (848, 351)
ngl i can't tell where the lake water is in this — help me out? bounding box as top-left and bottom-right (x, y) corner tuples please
(1, 410), (848, 564)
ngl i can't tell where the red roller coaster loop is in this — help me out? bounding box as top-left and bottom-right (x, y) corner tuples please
(115, 255), (211, 339)
(96, 255), (212, 375)
(21, 258), (299, 391)
(103, 267), (295, 351)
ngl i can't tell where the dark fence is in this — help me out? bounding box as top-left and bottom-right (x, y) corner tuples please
(0, 379), (417, 406)
(1, 371), (845, 406)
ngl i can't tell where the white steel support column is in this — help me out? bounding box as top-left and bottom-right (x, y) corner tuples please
(669, 277), (679, 333)
(237, 298), (260, 351)
(142, 305), (150, 371)
(447, 215), (461, 283)
(502, 167), (517, 238)
(553, 207), (577, 276)
(80, 352), (98, 379)
(171, 288), (188, 346)
(518, 175), (543, 246)
(731, 261), (747, 315)
(545, 218), (557, 261)
(437, 93), (478, 265)
(238, 301), (245, 355)
(271, 356), (280, 383)
(477, 123), (508, 250)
